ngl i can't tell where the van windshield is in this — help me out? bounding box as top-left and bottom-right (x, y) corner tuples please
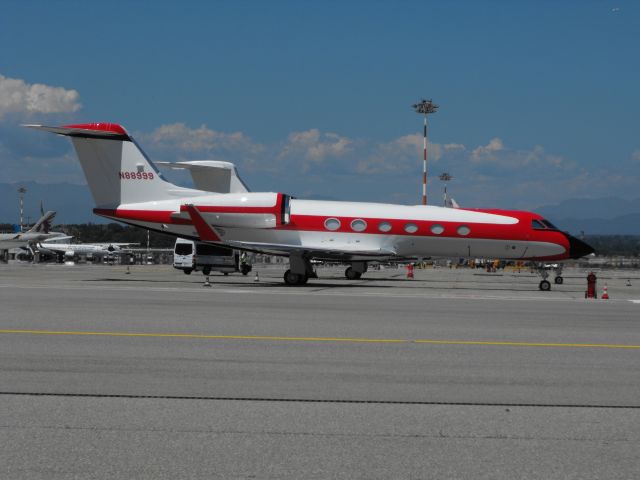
(175, 243), (193, 255)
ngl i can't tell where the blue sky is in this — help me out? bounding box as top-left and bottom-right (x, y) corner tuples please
(1, 0), (638, 213)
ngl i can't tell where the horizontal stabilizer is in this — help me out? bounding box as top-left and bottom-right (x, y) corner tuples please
(157, 160), (250, 193)
(23, 123), (130, 140)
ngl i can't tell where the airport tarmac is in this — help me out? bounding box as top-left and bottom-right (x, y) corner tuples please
(1, 263), (639, 479)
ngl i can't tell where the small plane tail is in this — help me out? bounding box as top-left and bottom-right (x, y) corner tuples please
(24, 123), (204, 209)
(27, 211), (56, 234)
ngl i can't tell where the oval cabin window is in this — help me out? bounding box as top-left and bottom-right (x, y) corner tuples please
(457, 225), (471, 236)
(350, 219), (367, 232)
(404, 223), (418, 234)
(378, 221), (392, 232)
(324, 218), (341, 231)
(430, 224), (444, 235)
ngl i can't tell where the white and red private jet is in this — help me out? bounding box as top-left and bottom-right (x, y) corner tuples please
(25, 122), (594, 290)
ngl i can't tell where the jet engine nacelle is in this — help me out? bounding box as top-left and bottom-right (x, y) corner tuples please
(180, 192), (289, 230)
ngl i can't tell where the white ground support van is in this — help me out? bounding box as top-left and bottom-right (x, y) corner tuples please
(173, 238), (251, 275)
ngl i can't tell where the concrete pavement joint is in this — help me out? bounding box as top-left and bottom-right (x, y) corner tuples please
(1, 391), (639, 408)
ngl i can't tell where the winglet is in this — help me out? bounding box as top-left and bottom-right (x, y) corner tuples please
(183, 205), (221, 242)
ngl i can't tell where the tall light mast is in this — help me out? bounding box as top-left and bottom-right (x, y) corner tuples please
(439, 172), (453, 207)
(17, 186), (27, 232)
(412, 99), (438, 205)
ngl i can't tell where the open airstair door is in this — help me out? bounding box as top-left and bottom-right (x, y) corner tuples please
(156, 161), (250, 194)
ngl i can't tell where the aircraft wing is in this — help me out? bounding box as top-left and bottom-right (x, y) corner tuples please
(223, 240), (397, 260)
(183, 204), (397, 260)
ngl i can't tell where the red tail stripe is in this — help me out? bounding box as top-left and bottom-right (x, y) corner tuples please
(63, 123), (127, 135)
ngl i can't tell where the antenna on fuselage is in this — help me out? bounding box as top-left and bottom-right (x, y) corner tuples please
(412, 99), (438, 206)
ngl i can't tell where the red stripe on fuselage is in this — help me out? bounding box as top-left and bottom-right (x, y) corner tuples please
(93, 207), (570, 259)
(181, 192), (285, 226)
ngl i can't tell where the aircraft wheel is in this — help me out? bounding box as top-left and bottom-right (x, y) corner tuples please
(223, 272), (229, 276)
(183, 269), (193, 275)
(345, 267), (361, 280)
(202, 266), (211, 275)
(284, 269), (307, 286)
(539, 280), (551, 291)
(554, 276), (563, 285)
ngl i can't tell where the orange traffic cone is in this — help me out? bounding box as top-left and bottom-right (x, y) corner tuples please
(601, 283), (609, 300)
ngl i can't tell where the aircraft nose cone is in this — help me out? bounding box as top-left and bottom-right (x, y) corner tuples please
(566, 234), (595, 259)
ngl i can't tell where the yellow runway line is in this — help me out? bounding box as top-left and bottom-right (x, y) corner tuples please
(0, 329), (639, 349)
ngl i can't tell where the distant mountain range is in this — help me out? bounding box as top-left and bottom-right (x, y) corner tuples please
(1, 182), (639, 234)
(535, 197), (640, 235)
(0, 182), (98, 225)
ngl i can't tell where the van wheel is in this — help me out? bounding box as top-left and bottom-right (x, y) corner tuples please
(202, 266), (211, 275)
(183, 269), (192, 275)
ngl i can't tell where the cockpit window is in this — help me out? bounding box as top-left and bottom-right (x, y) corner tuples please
(541, 220), (557, 230)
(532, 220), (545, 230)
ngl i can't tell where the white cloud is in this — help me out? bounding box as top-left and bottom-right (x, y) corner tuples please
(632, 149), (640, 163)
(471, 137), (504, 162)
(470, 138), (570, 170)
(279, 128), (353, 162)
(0, 73), (81, 119)
(356, 133), (466, 174)
(141, 122), (263, 156)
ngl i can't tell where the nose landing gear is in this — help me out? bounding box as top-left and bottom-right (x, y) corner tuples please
(534, 263), (563, 291)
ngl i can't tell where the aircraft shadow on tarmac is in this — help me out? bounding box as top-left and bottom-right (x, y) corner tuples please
(82, 276), (584, 293)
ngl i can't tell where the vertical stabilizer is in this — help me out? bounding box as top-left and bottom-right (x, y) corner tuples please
(27, 211), (56, 234)
(24, 123), (204, 209)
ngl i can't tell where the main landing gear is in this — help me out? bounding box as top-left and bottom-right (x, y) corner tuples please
(283, 254), (317, 286)
(284, 269), (308, 285)
(344, 261), (367, 280)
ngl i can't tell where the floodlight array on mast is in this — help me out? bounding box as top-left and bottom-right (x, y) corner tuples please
(412, 99), (438, 205)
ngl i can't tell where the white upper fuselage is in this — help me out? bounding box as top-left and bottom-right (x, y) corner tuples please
(94, 193), (570, 261)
